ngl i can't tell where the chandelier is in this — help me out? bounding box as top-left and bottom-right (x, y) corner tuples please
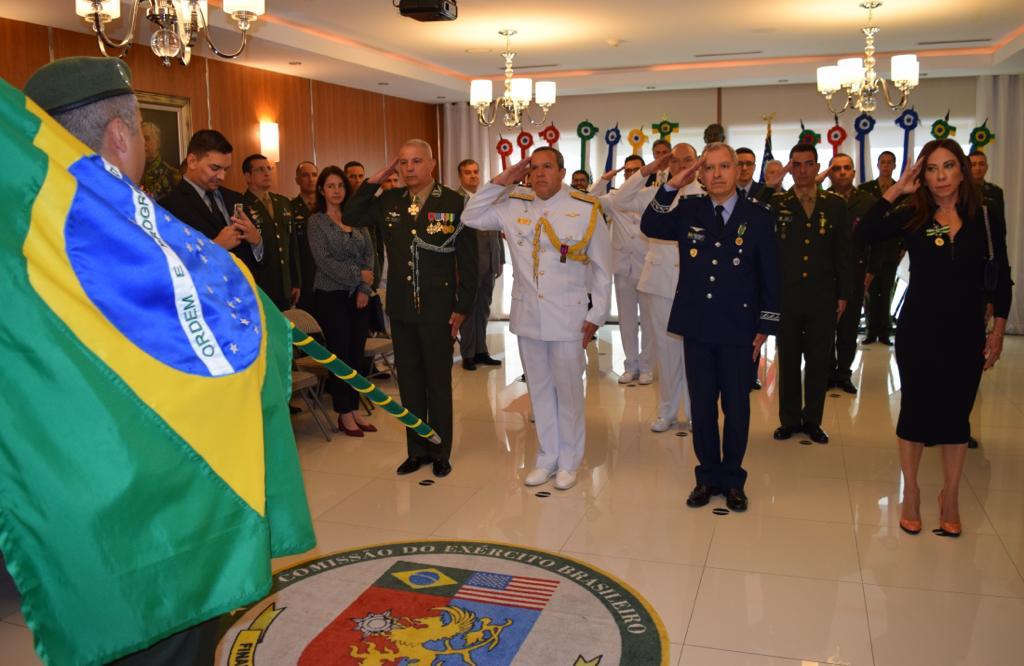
(75, 1), (265, 66)
(469, 30), (556, 128)
(815, 1), (919, 114)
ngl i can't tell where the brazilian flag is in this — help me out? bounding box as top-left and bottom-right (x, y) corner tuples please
(0, 77), (314, 664)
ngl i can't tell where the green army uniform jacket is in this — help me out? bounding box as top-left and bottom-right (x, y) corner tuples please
(345, 180), (478, 324)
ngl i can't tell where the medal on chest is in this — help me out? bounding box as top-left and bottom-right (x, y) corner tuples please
(408, 194), (420, 217)
(736, 222), (747, 246)
(925, 223), (950, 247)
(818, 212), (827, 236)
(426, 212), (456, 235)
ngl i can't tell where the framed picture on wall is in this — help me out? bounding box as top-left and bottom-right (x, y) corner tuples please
(137, 91), (191, 199)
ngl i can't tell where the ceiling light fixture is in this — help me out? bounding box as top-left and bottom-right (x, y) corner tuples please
(816, 1), (919, 114)
(469, 29), (556, 128)
(75, 0), (265, 66)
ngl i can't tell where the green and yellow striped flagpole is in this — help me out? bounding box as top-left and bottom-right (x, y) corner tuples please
(289, 323), (440, 444)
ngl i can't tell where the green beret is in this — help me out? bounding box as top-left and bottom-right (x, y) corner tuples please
(24, 56), (134, 115)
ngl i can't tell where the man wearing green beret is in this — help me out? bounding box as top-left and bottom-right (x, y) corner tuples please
(22, 56), (222, 665)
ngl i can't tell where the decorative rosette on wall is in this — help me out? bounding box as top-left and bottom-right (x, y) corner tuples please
(626, 127), (648, 156)
(651, 116), (679, 142)
(798, 120), (821, 147)
(894, 107), (920, 173)
(826, 115), (847, 157)
(516, 130), (534, 160)
(603, 124), (622, 174)
(969, 119), (995, 153)
(539, 123), (561, 147)
(577, 119), (599, 176)
(496, 136), (514, 170)
(930, 111), (956, 141)
(853, 112), (876, 185)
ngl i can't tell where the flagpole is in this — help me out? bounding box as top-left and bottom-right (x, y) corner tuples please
(289, 323), (441, 444)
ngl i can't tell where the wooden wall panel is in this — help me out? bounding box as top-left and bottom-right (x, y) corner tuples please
(384, 96), (441, 178)
(312, 81), (386, 174)
(206, 60), (313, 196)
(0, 17), (52, 89)
(51, 28), (209, 125)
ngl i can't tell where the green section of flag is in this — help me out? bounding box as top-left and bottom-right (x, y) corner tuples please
(0, 79), (313, 665)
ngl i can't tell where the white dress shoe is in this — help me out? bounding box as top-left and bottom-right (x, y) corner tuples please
(618, 371), (638, 384)
(554, 469), (577, 490)
(524, 468), (555, 486)
(650, 417), (676, 432)
(637, 371), (654, 385)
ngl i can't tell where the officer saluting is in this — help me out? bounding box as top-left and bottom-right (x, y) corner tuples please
(760, 144), (852, 444)
(463, 147), (612, 491)
(344, 139), (477, 478)
(641, 143), (779, 511)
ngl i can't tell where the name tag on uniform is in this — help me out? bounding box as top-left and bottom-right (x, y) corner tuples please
(687, 231), (706, 242)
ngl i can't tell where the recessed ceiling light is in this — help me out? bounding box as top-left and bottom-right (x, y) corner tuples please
(288, 61), (302, 66)
(377, 82), (389, 86)
(436, 96), (446, 99)
(645, 86), (656, 90)
(777, 79), (789, 83)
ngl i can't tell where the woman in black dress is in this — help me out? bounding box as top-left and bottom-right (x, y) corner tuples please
(857, 139), (1012, 537)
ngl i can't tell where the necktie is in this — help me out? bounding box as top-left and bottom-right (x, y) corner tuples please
(714, 204), (725, 235)
(206, 190), (229, 227)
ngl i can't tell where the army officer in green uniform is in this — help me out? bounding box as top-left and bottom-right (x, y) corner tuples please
(242, 154), (302, 310)
(291, 160), (319, 312)
(826, 153), (878, 394)
(344, 139), (477, 477)
(760, 144), (852, 443)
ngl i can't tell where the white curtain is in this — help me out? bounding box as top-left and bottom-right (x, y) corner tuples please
(976, 75), (1024, 334)
(441, 102), (492, 188)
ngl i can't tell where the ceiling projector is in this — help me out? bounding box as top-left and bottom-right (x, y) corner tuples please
(397, 0), (458, 22)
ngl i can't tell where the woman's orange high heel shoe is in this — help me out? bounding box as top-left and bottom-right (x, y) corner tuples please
(937, 491), (962, 537)
(899, 491), (922, 535)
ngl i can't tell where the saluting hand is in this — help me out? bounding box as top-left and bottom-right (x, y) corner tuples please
(885, 157), (922, 202)
(765, 160), (792, 191)
(640, 152), (671, 177)
(368, 157), (400, 185)
(666, 157), (704, 190)
(815, 168), (831, 185)
(600, 166), (624, 182)
(492, 158), (531, 187)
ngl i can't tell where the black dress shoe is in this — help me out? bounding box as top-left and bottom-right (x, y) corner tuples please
(879, 336), (893, 346)
(474, 354), (502, 366)
(432, 459), (452, 477)
(686, 484), (719, 507)
(862, 336), (877, 344)
(462, 358), (477, 371)
(751, 379), (762, 391)
(725, 488), (748, 512)
(968, 436), (979, 449)
(773, 425), (798, 440)
(836, 378), (858, 394)
(396, 457), (428, 475)
(804, 423), (830, 444)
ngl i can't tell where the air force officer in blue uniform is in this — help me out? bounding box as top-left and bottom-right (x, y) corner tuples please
(641, 143), (781, 511)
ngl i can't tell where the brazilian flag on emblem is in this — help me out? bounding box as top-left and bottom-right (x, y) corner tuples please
(0, 77), (315, 664)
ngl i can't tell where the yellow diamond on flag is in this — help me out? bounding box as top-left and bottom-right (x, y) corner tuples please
(391, 568), (458, 590)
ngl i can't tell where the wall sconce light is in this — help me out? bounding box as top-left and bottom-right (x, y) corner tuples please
(259, 121), (279, 163)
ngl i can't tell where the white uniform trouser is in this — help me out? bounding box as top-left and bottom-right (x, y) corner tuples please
(641, 292), (690, 422)
(519, 336), (586, 473)
(614, 273), (651, 375)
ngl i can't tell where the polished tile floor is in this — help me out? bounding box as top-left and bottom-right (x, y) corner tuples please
(2, 325), (1023, 665)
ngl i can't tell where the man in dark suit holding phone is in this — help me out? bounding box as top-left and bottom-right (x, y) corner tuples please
(159, 130), (264, 276)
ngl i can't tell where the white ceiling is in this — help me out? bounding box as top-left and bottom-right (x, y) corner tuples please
(3, 1), (1024, 102)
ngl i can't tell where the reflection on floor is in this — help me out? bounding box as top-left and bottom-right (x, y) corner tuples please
(2, 324), (1023, 665)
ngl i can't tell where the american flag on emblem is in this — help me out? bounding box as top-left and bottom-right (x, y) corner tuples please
(453, 572), (560, 611)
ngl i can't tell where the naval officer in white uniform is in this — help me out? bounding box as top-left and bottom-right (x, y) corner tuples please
(462, 147), (613, 490)
(591, 155), (652, 384)
(612, 143), (703, 432)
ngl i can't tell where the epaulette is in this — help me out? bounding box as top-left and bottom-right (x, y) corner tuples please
(770, 190), (790, 200)
(509, 190), (535, 201)
(821, 189), (843, 200)
(751, 198), (772, 210)
(569, 189), (599, 205)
